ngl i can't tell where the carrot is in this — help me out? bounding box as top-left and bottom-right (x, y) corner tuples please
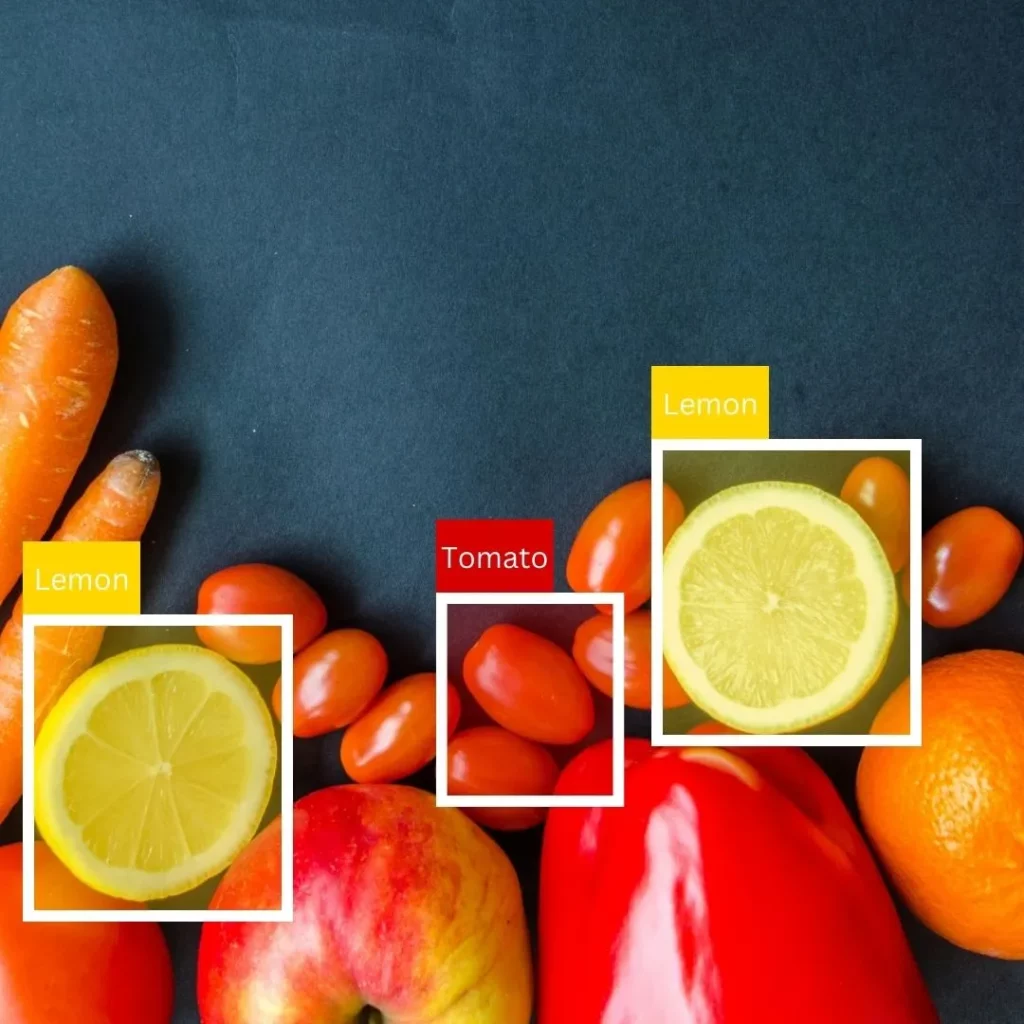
(0, 266), (119, 605)
(0, 450), (161, 823)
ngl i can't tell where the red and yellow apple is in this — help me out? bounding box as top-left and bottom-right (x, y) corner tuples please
(198, 784), (533, 1023)
(0, 842), (173, 1024)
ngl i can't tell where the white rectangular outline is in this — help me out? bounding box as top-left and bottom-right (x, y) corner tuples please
(22, 613), (294, 923)
(651, 438), (923, 748)
(435, 592), (626, 807)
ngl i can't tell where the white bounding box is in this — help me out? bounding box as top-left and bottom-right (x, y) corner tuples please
(22, 613), (294, 924)
(651, 438), (923, 748)
(435, 592), (626, 809)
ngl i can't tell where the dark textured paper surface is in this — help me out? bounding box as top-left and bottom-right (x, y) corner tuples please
(2, 1), (1023, 1020)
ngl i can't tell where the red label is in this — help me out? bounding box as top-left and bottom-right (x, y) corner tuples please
(436, 519), (555, 592)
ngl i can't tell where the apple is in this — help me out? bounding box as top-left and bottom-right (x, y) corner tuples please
(198, 784), (533, 1023)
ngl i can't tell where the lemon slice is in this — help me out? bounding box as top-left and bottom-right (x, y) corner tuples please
(663, 481), (897, 733)
(35, 644), (277, 901)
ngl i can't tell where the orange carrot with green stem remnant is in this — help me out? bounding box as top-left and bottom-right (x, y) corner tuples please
(0, 267), (119, 604)
(0, 450), (161, 823)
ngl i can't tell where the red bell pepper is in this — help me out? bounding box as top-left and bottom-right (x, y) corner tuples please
(539, 739), (937, 1024)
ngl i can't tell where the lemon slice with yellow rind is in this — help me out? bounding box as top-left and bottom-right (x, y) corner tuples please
(663, 481), (897, 733)
(35, 644), (276, 901)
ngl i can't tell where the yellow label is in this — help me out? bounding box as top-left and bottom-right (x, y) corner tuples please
(651, 365), (770, 439)
(22, 542), (141, 615)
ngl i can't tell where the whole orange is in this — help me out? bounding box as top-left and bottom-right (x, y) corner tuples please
(857, 650), (1024, 958)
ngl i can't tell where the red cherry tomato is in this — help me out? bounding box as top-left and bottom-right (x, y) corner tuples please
(274, 629), (387, 737)
(463, 624), (594, 744)
(196, 563), (327, 664)
(572, 610), (689, 710)
(340, 674), (459, 783)
(448, 726), (559, 831)
(920, 506), (1023, 627)
(567, 480), (685, 613)
(840, 457), (911, 572)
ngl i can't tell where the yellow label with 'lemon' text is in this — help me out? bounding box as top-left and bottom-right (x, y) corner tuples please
(22, 542), (141, 615)
(651, 365), (770, 439)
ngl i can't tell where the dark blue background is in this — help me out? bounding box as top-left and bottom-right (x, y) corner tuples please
(2, 1), (1023, 1020)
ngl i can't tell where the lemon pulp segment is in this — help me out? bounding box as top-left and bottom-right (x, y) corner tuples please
(35, 644), (276, 901)
(663, 481), (897, 732)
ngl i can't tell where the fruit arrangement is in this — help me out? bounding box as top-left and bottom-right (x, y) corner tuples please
(0, 267), (1022, 1022)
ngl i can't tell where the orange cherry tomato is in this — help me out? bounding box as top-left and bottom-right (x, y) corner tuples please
(920, 506), (1023, 627)
(901, 565), (911, 605)
(688, 721), (740, 735)
(572, 610), (689, 710)
(196, 563), (327, 664)
(447, 682), (462, 737)
(340, 674), (460, 783)
(276, 628), (387, 737)
(448, 726), (559, 831)
(0, 843), (174, 1024)
(466, 805), (548, 831)
(840, 457), (911, 572)
(463, 624), (594, 744)
(567, 480), (685, 613)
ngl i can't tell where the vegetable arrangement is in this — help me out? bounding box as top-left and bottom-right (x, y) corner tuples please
(0, 265), (1022, 1022)
(180, 459), (1021, 1023)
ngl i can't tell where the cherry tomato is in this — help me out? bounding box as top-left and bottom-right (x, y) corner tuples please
(567, 480), (685, 613)
(340, 674), (459, 783)
(840, 457), (911, 572)
(572, 610), (689, 710)
(448, 726), (559, 831)
(0, 843), (173, 1024)
(463, 624), (594, 744)
(447, 681), (462, 737)
(920, 506), (1023, 627)
(901, 565), (911, 605)
(688, 721), (740, 735)
(275, 628), (387, 737)
(466, 805), (548, 831)
(196, 563), (327, 664)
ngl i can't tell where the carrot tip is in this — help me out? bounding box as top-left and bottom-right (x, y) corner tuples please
(108, 450), (161, 493)
(121, 449), (158, 468)
(47, 266), (97, 287)
(14, 266), (114, 326)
